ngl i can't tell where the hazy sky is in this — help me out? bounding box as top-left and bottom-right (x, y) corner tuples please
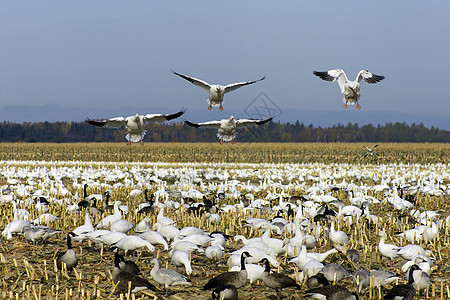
(1, 1), (449, 129)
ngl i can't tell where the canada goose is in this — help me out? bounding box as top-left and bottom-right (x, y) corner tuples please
(306, 273), (330, 290)
(137, 190), (155, 214)
(77, 184), (90, 209)
(383, 283), (416, 300)
(112, 252), (156, 293)
(407, 264), (430, 291)
(150, 258), (191, 296)
(212, 284), (238, 300)
(103, 190), (114, 213)
(115, 250), (140, 275)
(172, 70), (265, 111)
(89, 198), (103, 216)
(259, 257), (300, 300)
(56, 232), (78, 272)
(204, 251), (252, 290)
(306, 284), (359, 300)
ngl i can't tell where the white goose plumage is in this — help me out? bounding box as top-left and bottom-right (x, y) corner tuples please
(85, 109), (185, 145)
(313, 69), (385, 109)
(172, 70), (265, 111)
(185, 116), (273, 144)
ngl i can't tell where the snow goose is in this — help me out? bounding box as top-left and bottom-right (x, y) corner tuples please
(306, 284), (358, 300)
(171, 250), (192, 276)
(97, 231), (126, 245)
(135, 217), (152, 234)
(259, 257), (300, 300)
(1, 218), (32, 240)
(110, 219), (134, 233)
(138, 230), (169, 251)
(185, 116), (273, 144)
(313, 69), (385, 109)
(378, 231), (400, 265)
(260, 226), (285, 256)
(153, 223), (180, 242)
(170, 240), (204, 255)
(204, 251), (251, 290)
(352, 268), (370, 294)
(112, 235), (155, 254)
(211, 284), (238, 300)
(363, 144), (379, 157)
(397, 244), (430, 261)
(369, 269), (400, 287)
(329, 221), (349, 246)
(172, 70), (265, 111)
(95, 201), (122, 229)
(318, 263), (352, 283)
(156, 206), (175, 226)
(112, 252), (156, 293)
(205, 245), (224, 262)
(150, 257), (191, 296)
(56, 233), (78, 272)
(85, 109), (186, 146)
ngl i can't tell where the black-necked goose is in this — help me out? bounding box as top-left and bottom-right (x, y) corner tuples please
(85, 109), (186, 146)
(313, 69), (384, 109)
(185, 116), (273, 144)
(203, 251), (252, 290)
(259, 257), (300, 300)
(211, 284), (238, 300)
(112, 252), (156, 293)
(115, 251), (140, 275)
(56, 232), (78, 272)
(172, 70), (265, 111)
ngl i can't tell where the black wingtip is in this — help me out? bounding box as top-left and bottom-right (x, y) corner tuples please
(185, 120), (200, 128)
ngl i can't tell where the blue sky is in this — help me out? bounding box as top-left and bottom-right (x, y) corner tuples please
(1, 1), (449, 129)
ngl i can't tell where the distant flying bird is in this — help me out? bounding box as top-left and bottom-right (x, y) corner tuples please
(85, 109), (186, 146)
(172, 70), (265, 111)
(364, 144), (379, 157)
(313, 69), (385, 109)
(185, 116), (273, 144)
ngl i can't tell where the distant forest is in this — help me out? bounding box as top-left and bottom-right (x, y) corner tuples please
(0, 121), (448, 143)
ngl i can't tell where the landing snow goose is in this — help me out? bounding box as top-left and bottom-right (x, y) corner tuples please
(150, 257), (191, 296)
(313, 69), (384, 109)
(85, 108), (186, 146)
(185, 116), (273, 144)
(363, 144), (379, 157)
(172, 70), (265, 111)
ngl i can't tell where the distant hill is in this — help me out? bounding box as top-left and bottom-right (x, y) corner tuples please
(0, 120), (448, 143)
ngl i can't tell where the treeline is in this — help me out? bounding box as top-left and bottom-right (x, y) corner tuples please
(0, 121), (448, 143)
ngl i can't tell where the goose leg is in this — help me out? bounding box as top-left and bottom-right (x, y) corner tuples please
(231, 137), (235, 144)
(208, 105), (213, 111)
(356, 102), (362, 109)
(343, 102), (348, 108)
(127, 140), (131, 146)
(220, 138), (223, 145)
(219, 105), (224, 111)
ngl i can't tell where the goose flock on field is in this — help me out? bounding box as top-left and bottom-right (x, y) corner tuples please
(0, 160), (449, 299)
(84, 68), (385, 145)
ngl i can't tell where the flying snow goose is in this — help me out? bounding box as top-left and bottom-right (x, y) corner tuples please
(185, 116), (273, 144)
(363, 144), (379, 157)
(85, 108), (186, 146)
(172, 70), (265, 111)
(313, 69), (385, 109)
